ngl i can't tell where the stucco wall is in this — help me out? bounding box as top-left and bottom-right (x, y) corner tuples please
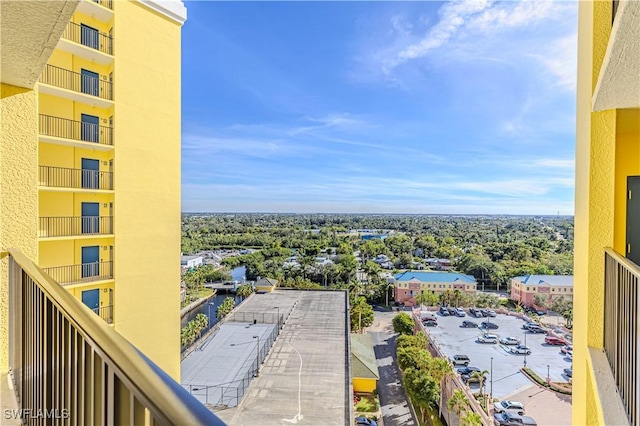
(573, 1), (616, 424)
(111, 0), (182, 380)
(0, 83), (39, 371)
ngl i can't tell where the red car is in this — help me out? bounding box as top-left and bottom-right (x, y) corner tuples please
(545, 336), (566, 345)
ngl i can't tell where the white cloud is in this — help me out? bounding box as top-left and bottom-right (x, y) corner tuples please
(385, 0), (494, 72)
(361, 0), (578, 91)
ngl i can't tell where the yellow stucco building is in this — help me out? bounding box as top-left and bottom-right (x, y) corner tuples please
(574, 0), (640, 424)
(1, 0), (186, 383)
(351, 333), (380, 394)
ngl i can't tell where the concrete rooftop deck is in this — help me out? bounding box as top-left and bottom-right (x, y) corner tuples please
(216, 290), (350, 425)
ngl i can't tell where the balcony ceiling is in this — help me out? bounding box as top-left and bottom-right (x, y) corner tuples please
(0, 0), (79, 89)
(592, 0), (640, 111)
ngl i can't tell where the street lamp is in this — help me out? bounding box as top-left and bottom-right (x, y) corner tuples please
(547, 364), (550, 384)
(523, 332), (528, 367)
(253, 335), (260, 377)
(490, 357), (493, 402)
(274, 306), (280, 329)
(230, 336), (261, 377)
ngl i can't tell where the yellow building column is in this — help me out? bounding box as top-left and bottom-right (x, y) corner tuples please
(574, 1), (616, 424)
(0, 84), (39, 371)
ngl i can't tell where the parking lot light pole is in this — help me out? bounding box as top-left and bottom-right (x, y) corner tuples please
(490, 357), (493, 402)
(253, 335), (260, 376)
(274, 306), (280, 329)
(523, 332), (528, 367)
(547, 364), (550, 384)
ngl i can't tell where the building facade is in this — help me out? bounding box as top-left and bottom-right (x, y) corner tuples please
(394, 271), (477, 306)
(2, 0), (186, 380)
(574, 1), (640, 424)
(509, 275), (573, 307)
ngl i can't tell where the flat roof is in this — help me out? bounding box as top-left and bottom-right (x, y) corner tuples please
(181, 322), (276, 407)
(216, 290), (349, 425)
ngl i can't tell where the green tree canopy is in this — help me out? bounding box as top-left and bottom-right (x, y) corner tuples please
(392, 312), (415, 335)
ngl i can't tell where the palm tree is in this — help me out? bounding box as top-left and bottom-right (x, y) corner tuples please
(468, 370), (489, 393)
(447, 389), (469, 425)
(453, 289), (462, 307)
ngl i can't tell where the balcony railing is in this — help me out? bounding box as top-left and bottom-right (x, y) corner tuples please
(39, 216), (113, 238)
(40, 64), (113, 100)
(92, 0), (113, 10)
(43, 261), (113, 285)
(40, 165), (113, 190)
(39, 114), (113, 146)
(604, 248), (639, 424)
(93, 304), (114, 324)
(6, 248), (223, 425)
(62, 21), (112, 55)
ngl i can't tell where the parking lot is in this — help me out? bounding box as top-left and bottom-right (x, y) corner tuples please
(424, 310), (572, 400)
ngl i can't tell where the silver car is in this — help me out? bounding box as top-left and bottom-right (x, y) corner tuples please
(493, 400), (525, 415)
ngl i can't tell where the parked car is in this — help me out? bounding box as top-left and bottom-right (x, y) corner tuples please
(566, 351), (573, 361)
(482, 321), (499, 329)
(521, 322), (538, 330)
(564, 367), (573, 378)
(500, 336), (521, 345)
(526, 324), (547, 334)
(479, 308), (490, 317)
(469, 307), (482, 317)
(461, 320), (479, 328)
(509, 345), (532, 355)
(561, 345), (573, 354)
(450, 354), (471, 366)
(493, 400), (526, 415)
(423, 318), (437, 327)
(355, 416), (377, 426)
(477, 333), (499, 344)
(487, 309), (497, 317)
(457, 366), (481, 380)
(464, 371), (487, 385)
(545, 336), (566, 345)
(494, 412), (537, 426)
(454, 307), (466, 317)
(439, 306), (450, 316)
(447, 307), (457, 315)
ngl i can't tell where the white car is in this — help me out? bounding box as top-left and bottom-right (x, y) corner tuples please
(477, 333), (498, 344)
(493, 400), (525, 415)
(509, 345), (532, 355)
(500, 336), (520, 345)
(561, 345), (573, 354)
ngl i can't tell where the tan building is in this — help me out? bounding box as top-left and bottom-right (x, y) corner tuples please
(394, 271), (477, 306)
(509, 275), (573, 307)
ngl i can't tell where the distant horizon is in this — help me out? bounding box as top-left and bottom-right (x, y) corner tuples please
(181, 211), (574, 218)
(181, 1), (577, 215)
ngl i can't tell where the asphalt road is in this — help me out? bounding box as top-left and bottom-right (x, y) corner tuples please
(369, 311), (418, 426)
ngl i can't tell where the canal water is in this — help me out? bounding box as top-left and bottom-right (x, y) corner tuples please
(180, 265), (247, 328)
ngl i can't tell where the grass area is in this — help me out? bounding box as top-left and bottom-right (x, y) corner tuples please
(522, 367), (572, 395)
(181, 287), (215, 308)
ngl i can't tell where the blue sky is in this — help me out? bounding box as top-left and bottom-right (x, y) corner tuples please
(181, 1), (578, 215)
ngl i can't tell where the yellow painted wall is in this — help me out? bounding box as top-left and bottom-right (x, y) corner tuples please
(574, 1), (617, 424)
(38, 191), (112, 217)
(353, 377), (377, 394)
(0, 84), (39, 371)
(614, 109), (640, 253)
(72, 11), (113, 35)
(46, 49), (113, 81)
(111, 0), (183, 379)
(39, 144), (113, 170)
(39, 237), (114, 269)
